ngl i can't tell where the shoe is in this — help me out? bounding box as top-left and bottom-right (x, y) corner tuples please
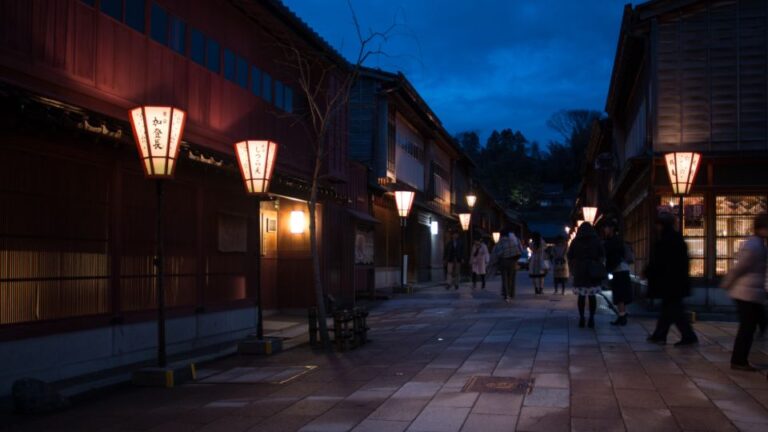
(674, 338), (698, 347)
(588, 317), (595, 329)
(579, 317), (585, 328)
(610, 315), (628, 326)
(646, 335), (666, 345)
(731, 363), (759, 372)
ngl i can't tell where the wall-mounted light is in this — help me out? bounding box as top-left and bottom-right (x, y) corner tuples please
(289, 210), (306, 234)
(430, 220), (439, 235)
(492, 232), (500, 243)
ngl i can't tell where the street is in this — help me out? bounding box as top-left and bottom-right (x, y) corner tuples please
(4, 275), (768, 432)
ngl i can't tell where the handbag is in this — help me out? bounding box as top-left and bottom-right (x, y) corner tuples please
(588, 260), (607, 280)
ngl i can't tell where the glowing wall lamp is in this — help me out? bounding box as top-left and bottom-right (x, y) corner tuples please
(394, 190), (415, 292)
(430, 220), (439, 236)
(128, 106), (186, 368)
(289, 211), (306, 234)
(459, 213), (471, 231)
(582, 206), (598, 225)
(492, 232), (501, 243)
(234, 140), (278, 340)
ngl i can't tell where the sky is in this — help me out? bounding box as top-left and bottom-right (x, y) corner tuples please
(282, 0), (632, 148)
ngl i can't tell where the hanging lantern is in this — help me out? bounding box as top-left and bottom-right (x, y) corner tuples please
(664, 152), (702, 195)
(459, 213), (471, 231)
(129, 106), (186, 178)
(492, 232), (500, 243)
(234, 140), (278, 195)
(466, 193), (477, 209)
(582, 206), (598, 224)
(394, 191), (415, 218)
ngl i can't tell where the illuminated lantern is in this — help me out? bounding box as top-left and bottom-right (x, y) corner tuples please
(582, 206), (598, 224)
(289, 211), (306, 234)
(394, 191), (415, 218)
(129, 106), (186, 177)
(459, 213), (471, 231)
(466, 193), (477, 209)
(430, 220), (439, 235)
(664, 152), (702, 195)
(234, 140), (279, 195)
(492, 232), (501, 243)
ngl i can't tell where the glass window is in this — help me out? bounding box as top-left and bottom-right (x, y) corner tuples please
(274, 81), (284, 109)
(236, 56), (248, 88)
(101, 0), (123, 21)
(660, 195), (706, 277)
(262, 72), (272, 103)
(150, 3), (168, 45)
(250, 66), (261, 96)
(168, 15), (185, 54)
(190, 28), (205, 66)
(715, 195), (767, 276)
(284, 86), (293, 113)
(223, 49), (235, 81)
(125, 0), (145, 32)
(206, 39), (220, 73)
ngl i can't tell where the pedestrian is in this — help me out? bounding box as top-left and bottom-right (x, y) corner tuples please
(552, 236), (569, 295)
(719, 213), (768, 371)
(471, 238), (490, 290)
(528, 233), (548, 294)
(603, 219), (633, 326)
(444, 230), (464, 290)
(491, 228), (523, 302)
(645, 212), (699, 346)
(567, 222), (605, 328)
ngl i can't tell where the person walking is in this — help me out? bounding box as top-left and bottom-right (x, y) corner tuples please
(444, 230), (464, 290)
(552, 236), (569, 295)
(528, 233), (547, 295)
(491, 228), (523, 302)
(645, 212), (699, 346)
(471, 238), (490, 290)
(567, 222), (605, 328)
(719, 213), (768, 371)
(603, 219), (633, 326)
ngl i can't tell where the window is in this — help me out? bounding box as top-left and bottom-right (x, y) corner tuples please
(236, 56), (248, 88)
(125, 0), (145, 32)
(168, 15), (185, 54)
(150, 3), (168, 45)
(262, 72), (272, 103)
(660, 195), (706, 277)
(274, 81), (284, 109)
(190, 28), (205, 66)
(284, 87), (293, 113)
(101, 0), (122, 20)
(223, 49), (235, 81)
(250, 66), (261, 96)
(715, 195), (767, 276)
(206, 39), (220, 72)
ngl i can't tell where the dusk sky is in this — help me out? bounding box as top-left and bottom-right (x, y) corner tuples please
(283, 0), (632, 148)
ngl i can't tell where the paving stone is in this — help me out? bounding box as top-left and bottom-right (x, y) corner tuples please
(523, 387), (569, 408)
(614, 389), (667, 409)
(471, 392), (524, 415)
(571, 393), (621, 419)
(516, 406), (570, 432)
(407, 406), (470, 432)
(367, 397), (431, 422)
(351, 419), (410, 432)
(570, 417), (626, 432)
(620, 407), (679, 432)
(459, 413), (517, 432)
(533, 373), (569, 389)
(669, 406), (737, 432)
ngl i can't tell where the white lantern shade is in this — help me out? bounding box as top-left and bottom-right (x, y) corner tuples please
(394, 191), (415, 218)
(492, 232), (500, 243)
(289, 211), (306, 234)
(234, 140), (278, 195)
(664, 152), (702, 195)
(459, 213), (471, 231)
(466, 194), (477, 209)
(430, 220), (439, 235)
(582, 206), (598, 224)
(129, 106), (186, 178)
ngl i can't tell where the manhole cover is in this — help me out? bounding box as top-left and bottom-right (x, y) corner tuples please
(462, 376), (534, 394)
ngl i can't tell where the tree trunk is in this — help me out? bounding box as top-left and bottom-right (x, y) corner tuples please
(309, 148), (331, 350)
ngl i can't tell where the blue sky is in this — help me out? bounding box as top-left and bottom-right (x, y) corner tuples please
(283, 0), (631, 148)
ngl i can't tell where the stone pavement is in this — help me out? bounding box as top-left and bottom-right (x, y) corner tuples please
(4, 276), (768, 432)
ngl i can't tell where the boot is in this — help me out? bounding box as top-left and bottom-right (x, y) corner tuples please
(579, 317), (585, 328)
(588, 316), (595, 329)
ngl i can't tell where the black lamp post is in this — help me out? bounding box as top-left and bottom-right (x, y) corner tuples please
(394, 191), (415, 292)
(128, 106), (187, 368)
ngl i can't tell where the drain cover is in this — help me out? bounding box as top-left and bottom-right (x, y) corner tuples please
(462, 376), (534, 394)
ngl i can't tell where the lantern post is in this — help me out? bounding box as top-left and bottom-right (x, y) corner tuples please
(492, 231), (500, 244)
(234, 140), (278, 341)
(394, 191), (415, 292)
(128, 106), (186, 368)
(664, 152), (702, 233)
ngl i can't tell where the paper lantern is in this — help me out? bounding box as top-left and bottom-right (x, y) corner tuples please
(664, 152), (702, 195)
(129, 106), (186, 178)
(492, 232), (501, 243)
(234, 140), (278, 195)
(459, 213), (471, 231)
(582, 206), (598, 224)
(394, 191), (415, 218)
(466, 193), (477, 209)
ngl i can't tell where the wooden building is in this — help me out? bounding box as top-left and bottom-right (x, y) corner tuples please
(0, 0), (370, 395)
(604, 0), (768, 309)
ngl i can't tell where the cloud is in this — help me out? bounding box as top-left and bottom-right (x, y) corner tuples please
(282, 0), (629, 146)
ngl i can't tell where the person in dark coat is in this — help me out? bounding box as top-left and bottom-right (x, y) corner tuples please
(567, 222), (605, 329)
(444, 230), (464, 290)
(645, 212), (699, 346)
(603, 219), (633, 326)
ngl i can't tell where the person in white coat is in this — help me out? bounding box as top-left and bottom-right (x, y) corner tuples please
(720, 213), (768, 371)
(471, 238), (490, 290)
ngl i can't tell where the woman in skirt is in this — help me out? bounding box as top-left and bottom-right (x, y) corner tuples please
(528, 232), (547, 294)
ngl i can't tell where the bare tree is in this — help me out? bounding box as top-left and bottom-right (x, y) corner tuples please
(546, 109), (602, 142)
(269, 2), (392, 350)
